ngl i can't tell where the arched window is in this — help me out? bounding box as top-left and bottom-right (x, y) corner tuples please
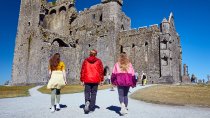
(59, 6), (66, 13)
(121, 25), (125, 30)
(99, 14), (103, 22)
(45, 9), (49, 15)
(69, 4), (74, 8)
(50, 9), (56, 15)
(52, 39), (69, 47)
(120, 45), (123, 53)
(39, 14), (45, 23)
(145, 42), (148, 62)
(161, 56), (168, 66)
(162, 39), (167, 44)
(75, 39), (79, 44)
(132, 43), (135, 48)
(161, 39), (167, 50)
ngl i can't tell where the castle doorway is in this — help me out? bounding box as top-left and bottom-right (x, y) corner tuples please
(104, 66), (110, 76)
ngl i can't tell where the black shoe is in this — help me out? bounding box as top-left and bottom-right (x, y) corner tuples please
(110, 88), (115, 91)
(89, 108), (95, 113)
(84, 111), (89, 114)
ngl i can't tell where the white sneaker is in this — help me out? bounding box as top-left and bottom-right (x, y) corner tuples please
(125, 107), (128, 114)
(120, 103), (126, 115)
(51, 106), (55, 113)
(84, 101), (90, 112)
(56, 103), (60, 110)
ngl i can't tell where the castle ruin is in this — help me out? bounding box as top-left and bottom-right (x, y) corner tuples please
(12, 0), (182, 85)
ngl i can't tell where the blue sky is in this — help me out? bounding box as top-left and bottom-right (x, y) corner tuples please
(0, 0), (210, 85)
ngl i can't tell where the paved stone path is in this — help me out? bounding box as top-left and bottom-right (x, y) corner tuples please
(0, 85), (210, 118)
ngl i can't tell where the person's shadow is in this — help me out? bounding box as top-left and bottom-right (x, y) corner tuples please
(106, 105), (121, 116)
(60, 104), (67, 108)
(57, 104), (67, 111)
(50, 104), (67, 111)
(79, 104), (100, 111)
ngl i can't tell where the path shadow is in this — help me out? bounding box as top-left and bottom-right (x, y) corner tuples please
(60, 104), (67, 108)
(79, 104), (85, 109)
(106, 105), (121, 116)
(80, 104), (100, 114)
(79, 104), (100, 109)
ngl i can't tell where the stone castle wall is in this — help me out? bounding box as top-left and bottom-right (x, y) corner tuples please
(12, 0), (182, 85)
(118, 25), (161, 83)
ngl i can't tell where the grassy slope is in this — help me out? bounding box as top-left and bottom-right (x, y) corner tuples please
(0, 86), (35, 99)
(130, 84), (210, 107)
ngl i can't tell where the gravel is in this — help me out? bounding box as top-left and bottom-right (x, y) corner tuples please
(0, 85), (210, 118)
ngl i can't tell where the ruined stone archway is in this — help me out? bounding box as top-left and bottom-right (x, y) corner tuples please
(51, 38), (69, 47)
(50, 9), (56, 15)
(59, 6), (66, 13)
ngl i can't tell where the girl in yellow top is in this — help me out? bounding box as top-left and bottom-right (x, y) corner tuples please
(47, 53), (67, 113)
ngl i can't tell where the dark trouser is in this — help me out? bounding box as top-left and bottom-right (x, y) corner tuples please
(117, 86), (130, 107)
(84, 83), (99, 110)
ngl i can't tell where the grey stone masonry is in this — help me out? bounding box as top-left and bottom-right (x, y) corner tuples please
(12, 0), (182, 85)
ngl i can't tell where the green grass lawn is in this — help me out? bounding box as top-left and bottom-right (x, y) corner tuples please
(0, 86), (35, 99)
(130, 84), (210, 107)
(38, 84), (112, 94)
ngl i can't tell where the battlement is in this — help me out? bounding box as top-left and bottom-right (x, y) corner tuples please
(118, 24), (161, 39)
(149, 24), (159, 31)
(119, 24), (160, 37)
(138, 26), (148, 31)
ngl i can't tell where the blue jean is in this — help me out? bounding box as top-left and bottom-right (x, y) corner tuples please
(117, 86), (130, 107)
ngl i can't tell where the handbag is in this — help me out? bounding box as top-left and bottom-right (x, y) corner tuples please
(47, 71), (65, 89)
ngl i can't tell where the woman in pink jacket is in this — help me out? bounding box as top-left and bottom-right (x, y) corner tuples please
(111, 52), (136, 115)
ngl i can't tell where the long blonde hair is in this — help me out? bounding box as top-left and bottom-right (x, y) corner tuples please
(118, 52), (130, 71)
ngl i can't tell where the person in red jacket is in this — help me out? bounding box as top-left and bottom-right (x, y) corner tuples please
(80, 49), (104, 113)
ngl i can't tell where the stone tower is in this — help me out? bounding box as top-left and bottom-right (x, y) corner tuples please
(12, 0), (182, 85)
(118, 13), (182, 83)
(159, 13), (182, 83)
(12, 0), (43, 85)
(181, 64), (191, 83)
